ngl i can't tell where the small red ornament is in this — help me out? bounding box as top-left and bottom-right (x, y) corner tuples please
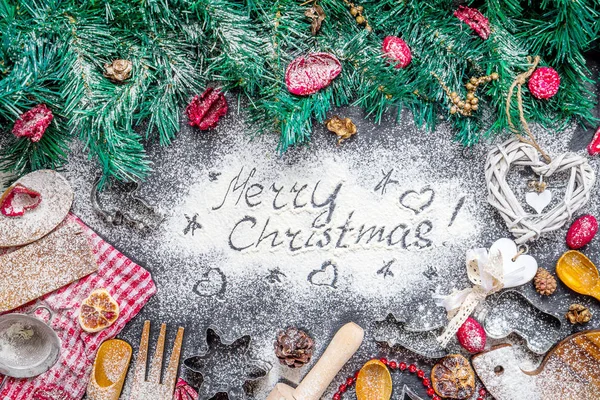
(285, 52), (342, 96)
(454, 6), (490, 40)
(528, 67), (560, 99)
(382, 36), (412, 69)
(12, 104), (53, 142)
(408, 364), (417, 373)
(456, 317), (486, 353)
(566, 214), (598, 249)
(0, 183), (42, 217)
(587, 126), (600, 156)
(186, 88), (228, 130)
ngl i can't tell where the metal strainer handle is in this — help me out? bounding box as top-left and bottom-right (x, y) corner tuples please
(28, 305), (54, 325)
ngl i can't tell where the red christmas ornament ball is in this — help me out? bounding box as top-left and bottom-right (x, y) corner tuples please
(186, 88), (228, 130)
(528, 67), (560, 99)
(12, 104), (53, 142)
(382, 36), (412, 69)
(285, 52), (342, 96)
(456, 317), (486, 353)
(566, 214), (598, 249)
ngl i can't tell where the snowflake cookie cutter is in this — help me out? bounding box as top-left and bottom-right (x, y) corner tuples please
(481, 290), (567, 354)
(183, 327), (271, 400)
(373, 314), (447, 359)
(91, 175), (164, 230)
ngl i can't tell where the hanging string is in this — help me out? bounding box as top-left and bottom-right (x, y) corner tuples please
(505, 56), (552, 163)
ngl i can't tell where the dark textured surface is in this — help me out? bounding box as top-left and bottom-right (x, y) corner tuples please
(2, 59), (598, 399)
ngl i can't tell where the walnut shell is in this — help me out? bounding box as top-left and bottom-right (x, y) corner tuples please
(431, 354), (475, 399)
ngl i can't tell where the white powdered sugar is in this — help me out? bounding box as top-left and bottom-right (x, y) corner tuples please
(159, 142), (481, 300)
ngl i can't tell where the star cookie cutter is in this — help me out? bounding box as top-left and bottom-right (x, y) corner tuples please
(91, 175), (163, 230)
(183, 327), (271, 399)
(373, 314), (447, 359)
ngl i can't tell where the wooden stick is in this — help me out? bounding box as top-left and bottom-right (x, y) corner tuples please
(266, 383), (296, 400)
(294, 322), (364, 400)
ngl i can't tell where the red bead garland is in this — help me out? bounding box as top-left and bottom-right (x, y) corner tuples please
(331, 358), (489, 399)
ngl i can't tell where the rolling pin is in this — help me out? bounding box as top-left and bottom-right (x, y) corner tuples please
(293, 322), (364, 400)
(266, 383), (296, 400)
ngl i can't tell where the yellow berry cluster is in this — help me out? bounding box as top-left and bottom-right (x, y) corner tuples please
(343, 0), (372, 31)
(433, 72), (499, 116)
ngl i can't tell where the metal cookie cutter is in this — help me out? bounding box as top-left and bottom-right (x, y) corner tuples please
(482, 290), (566, 354)
(373, 314), (447, 359)
(0, 306), (61, 389)
(91, 176), (164, 230)
(184, 327), (271, 399)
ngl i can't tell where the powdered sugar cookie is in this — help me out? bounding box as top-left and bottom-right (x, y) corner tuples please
(0, 170), (73, 247)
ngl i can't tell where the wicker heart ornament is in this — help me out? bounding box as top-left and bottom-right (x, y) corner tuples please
(485, 139), (595, 244)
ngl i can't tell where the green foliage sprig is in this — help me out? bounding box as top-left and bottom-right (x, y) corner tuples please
(0, 0), (598, 184)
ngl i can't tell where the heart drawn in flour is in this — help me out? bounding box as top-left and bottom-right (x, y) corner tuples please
(307, 261), (338, 288)
(193, 268), (227, 298)
(489, 238), (538, 288)
(399, 187), (435, 214)
(525, 190), (552, 214)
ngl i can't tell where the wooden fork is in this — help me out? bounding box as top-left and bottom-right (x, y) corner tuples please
(129, 321), (185, 400)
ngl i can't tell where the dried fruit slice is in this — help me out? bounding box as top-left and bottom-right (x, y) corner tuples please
(79, 289), (120, 333)
(0, 183), (42, 217)
(431, 354), (475, 399)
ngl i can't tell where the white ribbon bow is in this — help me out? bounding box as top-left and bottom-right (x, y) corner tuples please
(433, 247), (505, 347)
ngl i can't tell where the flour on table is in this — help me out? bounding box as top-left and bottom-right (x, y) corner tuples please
(159, 138), (481, 303)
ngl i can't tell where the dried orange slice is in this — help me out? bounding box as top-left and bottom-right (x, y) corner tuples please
(79, 289), (120, 333)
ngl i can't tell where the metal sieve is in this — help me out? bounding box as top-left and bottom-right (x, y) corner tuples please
(0, 306), (61, 389)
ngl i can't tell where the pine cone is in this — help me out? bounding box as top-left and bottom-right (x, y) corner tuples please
(274, 327), (314, 368)
(104, 59), (132, 82)
(566, 304), (592, 324)
(533, 268), (557, 296)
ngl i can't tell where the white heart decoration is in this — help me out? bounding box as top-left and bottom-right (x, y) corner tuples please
(485, 138), (596, 244)
(489, 238), (538, 288)
(525, 190), (552, 214)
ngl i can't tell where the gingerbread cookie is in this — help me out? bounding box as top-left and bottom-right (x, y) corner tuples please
(0, 170), (73, 247)
(0, 219), (97, 312)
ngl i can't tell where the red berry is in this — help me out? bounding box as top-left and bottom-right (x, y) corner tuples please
(427, 388), (436, 397)
(388, 361), (397, 369)
(528, 66), (560, 99)
(587, 126), (600, 156)
(339, 384), (347, 393)
(354, 371), (360, 379)
(417, 369), (425, 378)
(382, 36), (412, 69)
(433, 396), (441, 400)
(333, 394), (341, 400)
(380, 358), (388, 365)
(399, 362), (407, 371)
(456, 317), (486, 353)
(422, 378), (431, 387)
(346, 377), (354, 386)
(566, 214), (598, 249)
(408, 364), (417, 373)
(479, 388), (487, 396)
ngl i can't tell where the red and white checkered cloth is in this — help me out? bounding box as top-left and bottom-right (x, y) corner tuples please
(0, 214), (157, 400)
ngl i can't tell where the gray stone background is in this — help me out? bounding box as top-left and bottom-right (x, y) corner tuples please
(2, 57), (599, 399)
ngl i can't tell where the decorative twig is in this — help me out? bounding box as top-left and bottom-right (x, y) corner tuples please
(342, 0), (372, 32)
(432, 71), (498, 116)
(505, 56), (551, 163)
